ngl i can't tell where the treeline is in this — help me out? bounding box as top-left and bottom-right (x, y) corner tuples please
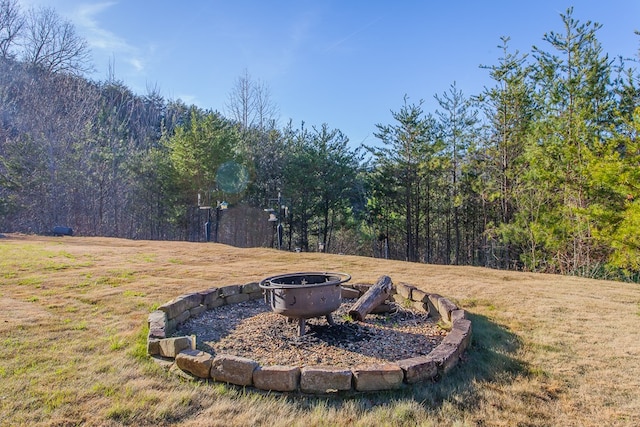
(1, 3), (639, 280)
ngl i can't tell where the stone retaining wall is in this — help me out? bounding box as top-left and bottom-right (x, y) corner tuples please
(147, 281), (472, 394)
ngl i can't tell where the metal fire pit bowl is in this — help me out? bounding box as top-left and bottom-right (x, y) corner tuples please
(259, 272), (351, 336)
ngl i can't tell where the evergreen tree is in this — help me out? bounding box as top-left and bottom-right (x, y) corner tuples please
(477, 36), (534, 268)
(435, 83), (479, 264)
(519, 7), (615, 273)
(371, 97), (439, 262)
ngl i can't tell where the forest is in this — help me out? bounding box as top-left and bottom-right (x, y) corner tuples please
(1, 1), (639, 281)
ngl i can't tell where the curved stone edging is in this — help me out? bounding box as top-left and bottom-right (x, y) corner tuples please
(146, 280), (472, 394)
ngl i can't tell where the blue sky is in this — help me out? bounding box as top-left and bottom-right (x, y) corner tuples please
(18, 1), (640, 147)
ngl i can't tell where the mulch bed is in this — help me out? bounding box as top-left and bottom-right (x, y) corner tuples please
(175, 298), (446, 367)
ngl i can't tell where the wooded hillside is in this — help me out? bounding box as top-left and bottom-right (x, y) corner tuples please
(1, 3), (639, 280)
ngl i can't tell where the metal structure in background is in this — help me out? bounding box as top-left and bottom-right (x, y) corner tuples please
(198, 193), (228, 242)
(264, 192), (288, 250)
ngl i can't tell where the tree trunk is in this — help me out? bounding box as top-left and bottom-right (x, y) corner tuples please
(348, 275), (393, 321)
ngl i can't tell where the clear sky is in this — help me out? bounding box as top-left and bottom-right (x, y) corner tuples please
(18, 0), (640, 147)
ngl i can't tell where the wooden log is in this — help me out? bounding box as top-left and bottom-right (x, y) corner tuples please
(348, 275), (393, 321)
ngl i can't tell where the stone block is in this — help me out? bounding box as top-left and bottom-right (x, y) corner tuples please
(158, 336), (192, 358)
(353, 283), (373, 294)
(166, 318), (178, 335)
(158, 293), (203, 320)
(219, 285), (240, 297)
(248, 291), (263, 300)
(253, 365), (300, 392)
(174, 310), (190, 325)
(427, 343), (460, 373)
(147, 338), (160, 355)
(446, 318), (472, 351)
(225, 293), (250, 305)
(391, 294), (410, 306)
(210, 354), (259, 386)
(148, 310), (167, 339)
(341, 286), (360, 299)
(176, 349), (214, 378)
(199, 287), (220, 306)
(411, 288), (429, 303)
(428, 293), (442, 307)
(396, 356), (438, 383)
(352, 363), (403, 391)
(438, 298), (458, 323)
(453, 318), (472, 335)
(451, 309), (466, 322)
(300, 366), (352, 393)
(412, 301), (428, 313)
(189, 305), (207, 318)
(396, 282), (415, 300)
(207, 297), (225, 309)
(241, 282), (260, 294)
(427, 294), (442, 320)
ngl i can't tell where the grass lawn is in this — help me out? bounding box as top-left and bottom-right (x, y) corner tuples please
(1, 234), (639, 426)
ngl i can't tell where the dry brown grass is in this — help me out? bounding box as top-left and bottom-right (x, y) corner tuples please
(1, 233), (639, 426)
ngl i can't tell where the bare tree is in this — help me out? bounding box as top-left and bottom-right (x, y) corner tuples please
(227, 68), (254, 128)
(0, 0), (23, 59)
(21, 6), (93, 75)
(226, 69), (278, 129)
(253, 79), (279, 130)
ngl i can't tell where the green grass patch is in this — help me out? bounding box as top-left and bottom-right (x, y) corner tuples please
(44, 389), (75, 413)
(106, 328), (126, 351)
(123, 290), (146, 298)
(105, 403), (133, 422)
(129, 324), (150, 361)
(17, 277), (44, 287)
(72, 320), (88, 331)
(91, 382), (117, 397)
(91, 269), (138, 287)
(2, 337), (22, 348)
(2, 271), (17, 279)
(134, 253), (157, 263)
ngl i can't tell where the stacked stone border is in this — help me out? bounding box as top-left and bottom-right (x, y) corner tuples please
(147, 281), (472, 394)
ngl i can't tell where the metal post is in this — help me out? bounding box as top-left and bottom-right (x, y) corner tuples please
(204, 207), (212, 242)
(214, 204), (220, 243)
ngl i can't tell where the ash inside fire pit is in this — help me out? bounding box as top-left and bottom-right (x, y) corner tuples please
(174, 298), (446, 367)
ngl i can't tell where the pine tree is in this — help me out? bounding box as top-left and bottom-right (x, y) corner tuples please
(435, 83), (479, 264)
(371, 97), (438, 262)
(520, 7), (615, 273)
(476, 37), (534, 267)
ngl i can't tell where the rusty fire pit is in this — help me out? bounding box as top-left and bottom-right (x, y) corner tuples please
(259, 272), (351, 336)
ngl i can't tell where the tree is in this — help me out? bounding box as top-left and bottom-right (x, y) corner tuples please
(476, 36), (534, 267)
(371, 97), (439, 262)
(585, 107), (640, 276)
(164, 107), (242, 237)
(310, 124), (361, 252)
(281, 123), (314, 251)
(435, 83), (479, 264)
(21, 6), (93, 75)
(521, 7), (615, 273)
(0, 0), (23, 59)
(226, 69), (279, 130)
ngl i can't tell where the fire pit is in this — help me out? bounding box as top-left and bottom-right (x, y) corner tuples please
(259, 272), (351, 336)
